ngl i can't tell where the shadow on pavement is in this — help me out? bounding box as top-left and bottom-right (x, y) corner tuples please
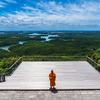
(50, 88), (58, 94)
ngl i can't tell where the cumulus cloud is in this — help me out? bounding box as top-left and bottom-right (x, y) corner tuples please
(0, 1), (100, 30)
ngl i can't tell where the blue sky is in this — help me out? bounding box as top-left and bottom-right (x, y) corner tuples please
(0, 0), (100, 31)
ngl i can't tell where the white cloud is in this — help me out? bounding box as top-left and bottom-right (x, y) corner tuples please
(81, 2), (100, 12)
(22, 6), (41, 12)
(0, 5), (4, 7)
(0, 1), (6, 7)
(5, 0), (17, 3)
(1, 1), (100, 29)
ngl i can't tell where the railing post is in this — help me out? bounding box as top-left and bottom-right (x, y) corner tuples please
(87, 56), (88, 62)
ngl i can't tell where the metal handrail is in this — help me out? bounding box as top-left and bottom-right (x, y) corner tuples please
(86, 56), (100, 71)
(22, 56), (86, 57)
(87, 56), (98, 65)
(22, 56), (87, 61)
(0, 56), (100, 75)
(22, 56), (87, 59)
(6, 57), (22, 75)
(8, 57), (22, 70)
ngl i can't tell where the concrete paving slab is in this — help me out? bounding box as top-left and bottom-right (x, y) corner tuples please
(0, 90), (100, 100)
(0, 61), (100, 90)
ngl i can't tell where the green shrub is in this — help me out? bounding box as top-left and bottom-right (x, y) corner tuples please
(0, 57), (18, 69)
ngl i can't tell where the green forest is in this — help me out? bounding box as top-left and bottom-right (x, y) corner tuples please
(0, 31), (100, 72)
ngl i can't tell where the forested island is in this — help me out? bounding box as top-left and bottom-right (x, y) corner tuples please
(0, 31), (100, 70)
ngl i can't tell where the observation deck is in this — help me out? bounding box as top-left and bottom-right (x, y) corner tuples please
(0, 56), (100, 90)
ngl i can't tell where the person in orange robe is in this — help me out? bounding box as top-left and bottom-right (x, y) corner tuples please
(49, 70), (56, 89)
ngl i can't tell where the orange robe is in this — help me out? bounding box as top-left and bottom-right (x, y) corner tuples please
(49, 72), (56, 87)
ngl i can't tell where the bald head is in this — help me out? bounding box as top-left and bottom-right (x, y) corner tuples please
(51, 70), (53, 73)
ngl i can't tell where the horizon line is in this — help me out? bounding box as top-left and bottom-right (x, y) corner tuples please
(1, 30), (100, 32)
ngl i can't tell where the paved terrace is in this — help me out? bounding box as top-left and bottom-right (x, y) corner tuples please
(0, 61), (100, 90)
(0, 90), (100, 100)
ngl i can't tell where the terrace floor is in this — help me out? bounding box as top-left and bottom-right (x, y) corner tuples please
(0, 61), (100, 90)
(0, 90), (100, 100)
